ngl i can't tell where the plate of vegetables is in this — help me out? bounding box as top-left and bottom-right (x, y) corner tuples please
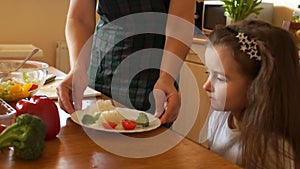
(70, 100), (161, 133)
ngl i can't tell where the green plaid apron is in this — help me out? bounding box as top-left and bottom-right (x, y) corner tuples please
(88, 0), (170, 113)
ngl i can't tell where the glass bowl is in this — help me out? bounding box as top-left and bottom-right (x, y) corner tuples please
(0, 60), (48, 102)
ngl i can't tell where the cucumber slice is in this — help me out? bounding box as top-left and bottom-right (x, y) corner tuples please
(136, 113), (149, 127)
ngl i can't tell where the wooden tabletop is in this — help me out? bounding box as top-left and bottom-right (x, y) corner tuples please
(0, 67), (240, 169)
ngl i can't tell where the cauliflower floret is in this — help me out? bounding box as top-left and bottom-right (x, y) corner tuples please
(96, 100), (115, 112)
(98, 109), (125, 124)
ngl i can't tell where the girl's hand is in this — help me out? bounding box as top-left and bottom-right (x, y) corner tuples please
(153, 74), (181, 124)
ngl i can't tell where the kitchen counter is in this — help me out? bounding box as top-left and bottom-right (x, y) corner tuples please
(0, 67), (240, 169)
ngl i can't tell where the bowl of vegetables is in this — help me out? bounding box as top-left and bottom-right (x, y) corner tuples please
(0, 60), (48, 102)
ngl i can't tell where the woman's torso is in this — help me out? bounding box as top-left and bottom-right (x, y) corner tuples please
(89, 0), (171, 113)
(97, 0), (171, 22)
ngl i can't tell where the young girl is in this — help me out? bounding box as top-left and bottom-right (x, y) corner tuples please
(202, 20), (300, 168)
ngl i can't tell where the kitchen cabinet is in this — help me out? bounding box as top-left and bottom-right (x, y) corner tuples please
(173, 40), (210, 143)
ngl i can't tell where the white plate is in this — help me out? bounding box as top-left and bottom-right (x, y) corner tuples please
(70, 107), (161, 133)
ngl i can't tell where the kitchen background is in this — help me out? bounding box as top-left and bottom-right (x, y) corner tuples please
(0, 0), (299, 71)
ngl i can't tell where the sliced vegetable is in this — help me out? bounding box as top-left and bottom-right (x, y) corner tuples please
(121, 119), (137, 130)
(0, 80), (38, 101)
(81, 114), (96, 125)
(81, 112), (101, 125)
(102, 121), (118, 129)
(100, 110), (125, 124)
(29, 84), (38, 91)
(136, 113), (149, 127)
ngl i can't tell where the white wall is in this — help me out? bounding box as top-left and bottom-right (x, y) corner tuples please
(0, 0), (69, 66)
(264, 0), (299, 10)
(0, 0), (298, 67)
(263, 0), (299, 26)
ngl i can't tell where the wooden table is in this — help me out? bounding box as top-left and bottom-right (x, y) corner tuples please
(0, 67), (240, 169)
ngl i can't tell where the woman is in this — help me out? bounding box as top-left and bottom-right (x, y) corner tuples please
(56, 0), (195, 124)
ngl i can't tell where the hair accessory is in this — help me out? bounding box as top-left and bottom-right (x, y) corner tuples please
(235, 32), (261, 61)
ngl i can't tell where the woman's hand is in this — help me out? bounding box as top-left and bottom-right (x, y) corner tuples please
(153, 74), (181, 124)
(59, 0), (95, 114)
(56, 69), (88, 114)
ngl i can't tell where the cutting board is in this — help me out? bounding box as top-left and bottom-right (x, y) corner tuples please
(35, 79), (101, 99)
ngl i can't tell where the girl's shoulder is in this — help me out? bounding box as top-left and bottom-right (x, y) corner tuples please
(208, 111), (230, 133)
(208, 111), (240, 135)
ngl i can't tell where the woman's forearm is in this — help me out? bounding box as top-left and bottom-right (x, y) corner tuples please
(160, 0), (195, 81)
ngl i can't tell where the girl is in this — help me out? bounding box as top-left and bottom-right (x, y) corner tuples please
(203, 20), (300, 168)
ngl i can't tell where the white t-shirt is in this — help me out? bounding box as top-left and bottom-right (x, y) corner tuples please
(207, 111), (295, 168)
(207, 111), (243, 166)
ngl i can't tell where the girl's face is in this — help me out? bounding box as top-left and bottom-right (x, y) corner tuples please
(203, 45), (251, 116)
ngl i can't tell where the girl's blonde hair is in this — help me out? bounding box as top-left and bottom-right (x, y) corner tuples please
(209, 20), (300, 169)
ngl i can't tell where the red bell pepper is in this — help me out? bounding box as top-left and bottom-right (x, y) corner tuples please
(0, 124), (7, 133)
(15, 95), (60, 140)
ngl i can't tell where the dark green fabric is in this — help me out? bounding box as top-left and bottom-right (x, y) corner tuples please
(88, 0), (171, 114)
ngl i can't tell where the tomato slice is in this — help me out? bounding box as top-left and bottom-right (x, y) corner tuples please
(102, 122), (118, 129)
(29, 84), (38, 91)
(121, 119), (137, 130)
